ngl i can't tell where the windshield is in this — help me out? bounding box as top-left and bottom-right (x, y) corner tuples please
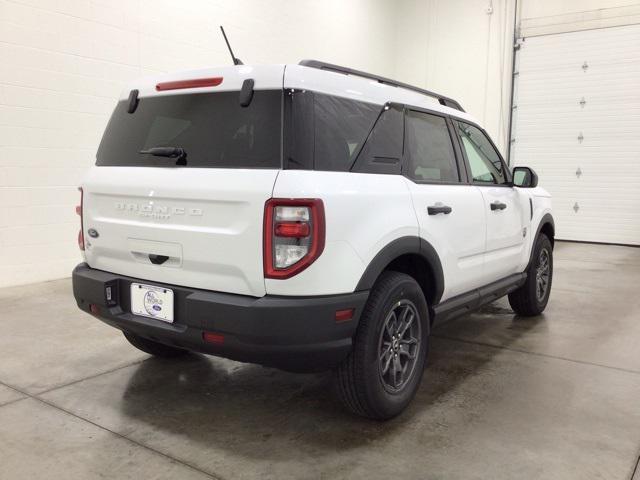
(96, 90), (282, 168)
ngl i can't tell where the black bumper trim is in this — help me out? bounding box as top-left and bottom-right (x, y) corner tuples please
(72, 263), (368, 371)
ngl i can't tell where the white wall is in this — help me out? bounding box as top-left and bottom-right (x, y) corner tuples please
(394, 0), (516, 153)
(0, 0), (398, 288)
(393, 0), (640, 155)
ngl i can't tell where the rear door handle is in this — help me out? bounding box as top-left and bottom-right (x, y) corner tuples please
(427, 205), (452, 215)
(491, 201), (507, 211)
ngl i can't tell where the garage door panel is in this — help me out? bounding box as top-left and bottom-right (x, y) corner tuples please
(513, 24), (640, 245)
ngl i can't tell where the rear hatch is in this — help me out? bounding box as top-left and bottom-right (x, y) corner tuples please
(82, 67), (284, 297)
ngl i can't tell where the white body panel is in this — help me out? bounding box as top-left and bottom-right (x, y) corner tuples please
(404, 181), (486, 300)
(267, 171), (417, 296)
(512, 24), (640, 245)
(121, 65), (286, 99)
(83, 167), (278, 297)
(479, 186), (528, 282)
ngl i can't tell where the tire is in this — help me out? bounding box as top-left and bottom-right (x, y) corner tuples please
(335, 271), (430, 420)
(123, 331), (189, 358)
(508, 233), (553, 316)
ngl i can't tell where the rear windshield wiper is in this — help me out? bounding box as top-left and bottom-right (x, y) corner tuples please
(139, 147), (187, 165)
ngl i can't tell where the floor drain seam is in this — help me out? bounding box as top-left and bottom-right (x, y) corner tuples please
(631, 454), (640, 480)
(433, 335), (640, 376)
(35, 358), (148, 396)
(35, 395), (225, 480)
(0, 379), (224, 480)
(0, 396), (30, 409)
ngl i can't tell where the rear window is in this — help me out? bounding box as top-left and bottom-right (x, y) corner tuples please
(284, 91), (380, 171)
(96, 90), (282, 168)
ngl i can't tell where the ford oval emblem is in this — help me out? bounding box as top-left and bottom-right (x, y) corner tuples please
(88, 228), (99, 238)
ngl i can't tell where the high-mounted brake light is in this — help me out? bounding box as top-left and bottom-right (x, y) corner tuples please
(155, 77), (223, 91)
(76, 187), (84, 251)
(264, 199), (325, 279)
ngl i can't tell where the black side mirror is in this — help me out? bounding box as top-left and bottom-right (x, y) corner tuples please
(512, 166), (538, 188)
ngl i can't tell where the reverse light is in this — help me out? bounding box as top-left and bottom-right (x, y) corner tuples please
(155, 77), (223, 91)
(264, 199), (325, 279)
(76, 187), (84, 251)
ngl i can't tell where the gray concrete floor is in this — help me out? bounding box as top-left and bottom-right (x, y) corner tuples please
(1, 242), (639, 480)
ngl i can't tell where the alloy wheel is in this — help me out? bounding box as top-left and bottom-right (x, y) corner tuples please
(377, 299), (422, 393)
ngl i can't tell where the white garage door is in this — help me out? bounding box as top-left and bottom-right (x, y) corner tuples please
(511, 24), (640, 245)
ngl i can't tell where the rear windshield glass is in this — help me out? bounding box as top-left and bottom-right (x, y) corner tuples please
(284, 91), (380, 171)
(96, 90), (282, 168)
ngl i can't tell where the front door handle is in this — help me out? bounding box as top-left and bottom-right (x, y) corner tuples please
(428, 205), (452, 215)
(490, 201), (507, 211)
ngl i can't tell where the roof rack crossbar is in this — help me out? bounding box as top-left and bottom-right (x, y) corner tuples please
(298, 60), (464, 112)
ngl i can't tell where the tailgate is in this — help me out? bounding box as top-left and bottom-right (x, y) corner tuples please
(82, 167), (278, 297)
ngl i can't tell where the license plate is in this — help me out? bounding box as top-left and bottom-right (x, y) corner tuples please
(130, 283), (174, 323)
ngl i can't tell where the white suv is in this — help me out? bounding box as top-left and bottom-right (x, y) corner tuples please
(72, 60), (554, 419)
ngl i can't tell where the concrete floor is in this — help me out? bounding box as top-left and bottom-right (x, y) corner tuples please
(1, 242), (639, 480)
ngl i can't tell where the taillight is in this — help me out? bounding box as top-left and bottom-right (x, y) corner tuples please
(76, 187), (84, 251)
(263, 199), (325, 279)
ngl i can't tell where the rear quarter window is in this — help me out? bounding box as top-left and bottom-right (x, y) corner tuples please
(284, 91), (380, 171)
(96, 90), (282, 168)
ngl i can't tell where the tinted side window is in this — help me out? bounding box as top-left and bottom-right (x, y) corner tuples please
(454, 121), (507, 184)
(352, 106), (403, 175)
(404, 111), (459, 182)
(284, 91), (379, 171)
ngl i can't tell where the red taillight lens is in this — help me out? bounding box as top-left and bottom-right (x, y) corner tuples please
(263, 199), (325, 279)
(76, 187), (84, 251)
(335, 308), (355, 322)
(203, 332), (225, 345)
(156, 77), (223, 91)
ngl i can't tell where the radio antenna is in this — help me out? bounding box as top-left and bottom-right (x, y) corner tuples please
(220, 26), (243, 65)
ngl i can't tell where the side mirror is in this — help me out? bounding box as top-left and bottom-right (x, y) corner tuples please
(512, 166), (538, 188)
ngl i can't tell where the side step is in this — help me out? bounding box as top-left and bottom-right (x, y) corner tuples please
(432, 273), (526, 324)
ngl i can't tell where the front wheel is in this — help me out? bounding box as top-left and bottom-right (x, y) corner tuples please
(335, 271), (429, 420)
(508, 234), (553, 316)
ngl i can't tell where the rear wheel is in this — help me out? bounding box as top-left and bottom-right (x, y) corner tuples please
(123, 331), (189, 358)
(508, 234), (553, 316)
(335, 271), (429, 420)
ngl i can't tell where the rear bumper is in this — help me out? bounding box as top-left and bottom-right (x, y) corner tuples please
(72, 263), (368, 371)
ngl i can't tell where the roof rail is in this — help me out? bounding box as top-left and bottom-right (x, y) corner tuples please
(298, 59), (465, 112)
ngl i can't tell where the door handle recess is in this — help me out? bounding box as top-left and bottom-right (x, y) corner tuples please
(427, 205), (452, 215)
(490, 201), (507, 211)
(148, 254), (170, 265)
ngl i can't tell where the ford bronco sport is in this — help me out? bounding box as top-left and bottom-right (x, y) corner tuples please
(72, 60), (554, 419)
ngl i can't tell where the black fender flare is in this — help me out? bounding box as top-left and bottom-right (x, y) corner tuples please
(527, 213), (555, 269)
(534, 213), (555, 245)
(355, 236), (445, 305)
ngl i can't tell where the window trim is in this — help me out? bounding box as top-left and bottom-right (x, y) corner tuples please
(401, 107), (466, 186)
(452, 119), (513, 187)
